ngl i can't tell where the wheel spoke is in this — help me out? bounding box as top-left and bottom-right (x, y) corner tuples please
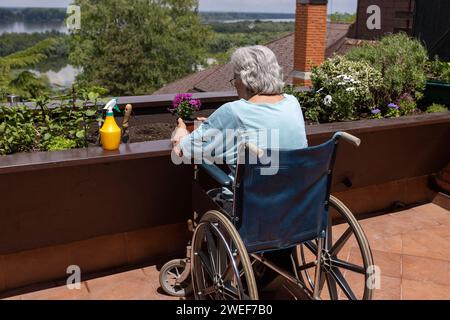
(221, 263), (234, 282)
(198, 251), (215, 280)
(223, 283), (240, 300)
(200, 286), (217, 297)
(330, 227), (353, 256)
(205, 227), (219, 275)
(297, 261), (316, 271)
(326, 272), (339, 300)
(331, 258), (366, 274)
(303, 241), (318, 255)
(330, 268), (357, 300)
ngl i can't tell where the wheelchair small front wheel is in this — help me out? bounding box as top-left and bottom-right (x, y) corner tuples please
(159, 259), (193, 298)
(191, 210), (258, 300)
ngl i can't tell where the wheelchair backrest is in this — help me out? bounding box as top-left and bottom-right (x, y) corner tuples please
(234, 138), (337, 253)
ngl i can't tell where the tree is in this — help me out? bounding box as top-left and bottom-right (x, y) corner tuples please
(69, 0), (212, 96)
(0, 38), (56, 100)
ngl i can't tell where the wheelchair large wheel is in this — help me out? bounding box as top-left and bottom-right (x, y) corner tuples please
(191, 210), (258, 300)
(295, 195), (375, 300)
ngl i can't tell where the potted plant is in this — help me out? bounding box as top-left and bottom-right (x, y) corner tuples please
(168, 93), (201, 132)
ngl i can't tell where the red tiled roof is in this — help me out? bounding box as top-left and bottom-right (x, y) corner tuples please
(154, 22), (356, 95)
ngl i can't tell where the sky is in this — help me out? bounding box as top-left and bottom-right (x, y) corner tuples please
(0, 0), (358, 13)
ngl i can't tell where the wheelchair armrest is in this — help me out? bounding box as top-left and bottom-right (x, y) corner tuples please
(198, 164), (233, 187)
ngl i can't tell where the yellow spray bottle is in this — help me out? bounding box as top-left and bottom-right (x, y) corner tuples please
(100, 98), (121, 151)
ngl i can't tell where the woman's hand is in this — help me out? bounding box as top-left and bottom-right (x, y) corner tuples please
(171, 118), (189, 157)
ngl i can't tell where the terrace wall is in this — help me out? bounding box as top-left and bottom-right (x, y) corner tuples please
(0, 92), (449, 296)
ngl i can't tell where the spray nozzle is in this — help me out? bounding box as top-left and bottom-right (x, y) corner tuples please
(104, 98), (121, 115)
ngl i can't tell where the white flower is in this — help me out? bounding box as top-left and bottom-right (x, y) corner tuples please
(324, 95), (333, 106)
(346, 87), (355, 92)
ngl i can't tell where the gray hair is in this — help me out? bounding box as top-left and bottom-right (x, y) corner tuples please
(231, 45), (284, 95)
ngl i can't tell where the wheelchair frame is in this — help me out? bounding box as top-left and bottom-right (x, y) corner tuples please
(159, 132), (375, 300)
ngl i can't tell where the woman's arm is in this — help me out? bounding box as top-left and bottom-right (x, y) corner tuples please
(177, 103), (238, 163)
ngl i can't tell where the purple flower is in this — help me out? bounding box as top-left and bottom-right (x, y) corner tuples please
(388, 103), (400, 110)
(172, 93), (193, 109)
(371, 109), (381, 115)
(168, 93), (202, 117)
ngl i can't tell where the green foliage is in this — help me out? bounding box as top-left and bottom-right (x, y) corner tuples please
(345, 33), (428, 103)
(0, 105), (36, 155)
(0, 88), (105, 155)
(46, 136), (78, 151)
(397, 93), (417, 116)
(426, 103), (448, 113)
(426, 57), (450, 83)
(328, 12), (356, 23)
(0, 38), (58, 100)
(70, 0), (212, 96)
(0, 32), (66, 57)
(306, 55), (383, 122)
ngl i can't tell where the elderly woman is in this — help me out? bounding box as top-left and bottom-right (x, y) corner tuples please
(172, 45), (308, 163)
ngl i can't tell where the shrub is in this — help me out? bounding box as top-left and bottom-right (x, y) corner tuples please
(426, 103), (448, 113)
(426, 57), (450, 83)
(345, 33), (428, 103)
(308, 55), (383, 122)
(397, 93), (417, 116)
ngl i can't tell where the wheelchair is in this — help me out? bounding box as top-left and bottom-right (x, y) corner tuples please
(159, 132), (375, 300)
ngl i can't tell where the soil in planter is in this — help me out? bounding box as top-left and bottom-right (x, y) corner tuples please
(128, 122), (175, 142)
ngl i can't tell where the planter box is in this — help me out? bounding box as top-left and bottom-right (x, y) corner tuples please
(424, 80), (450, 105)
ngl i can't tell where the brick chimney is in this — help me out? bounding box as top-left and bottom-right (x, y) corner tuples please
(293, 0), (328, 86)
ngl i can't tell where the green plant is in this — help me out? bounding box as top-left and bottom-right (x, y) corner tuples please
(46, 136), (78, 151)
(345, 33), (428, 103)
(0, 105), (37, 155)
(397, 93), (417, 116)
(426, 57), (450, 83)
(426, 103), (448, 113)
(309, 55), (382, 122)
(0, 87), (106, 155)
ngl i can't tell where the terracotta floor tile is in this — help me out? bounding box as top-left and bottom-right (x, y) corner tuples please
(402, 228), (450, 261)
(374, 276), (402, 300)
(388, 209), (440, 231)
(402, 255), (450, 287)
(20, 283), (91, 300)
(358, 214), (416, 238)
(348, 248), (401, 279)
(86, 269), (162, 300)
(410, 204), (450, 225)
(367, 235), (402, 255)
(343, 272), (401, 300)
(401, 279), (450, 300)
